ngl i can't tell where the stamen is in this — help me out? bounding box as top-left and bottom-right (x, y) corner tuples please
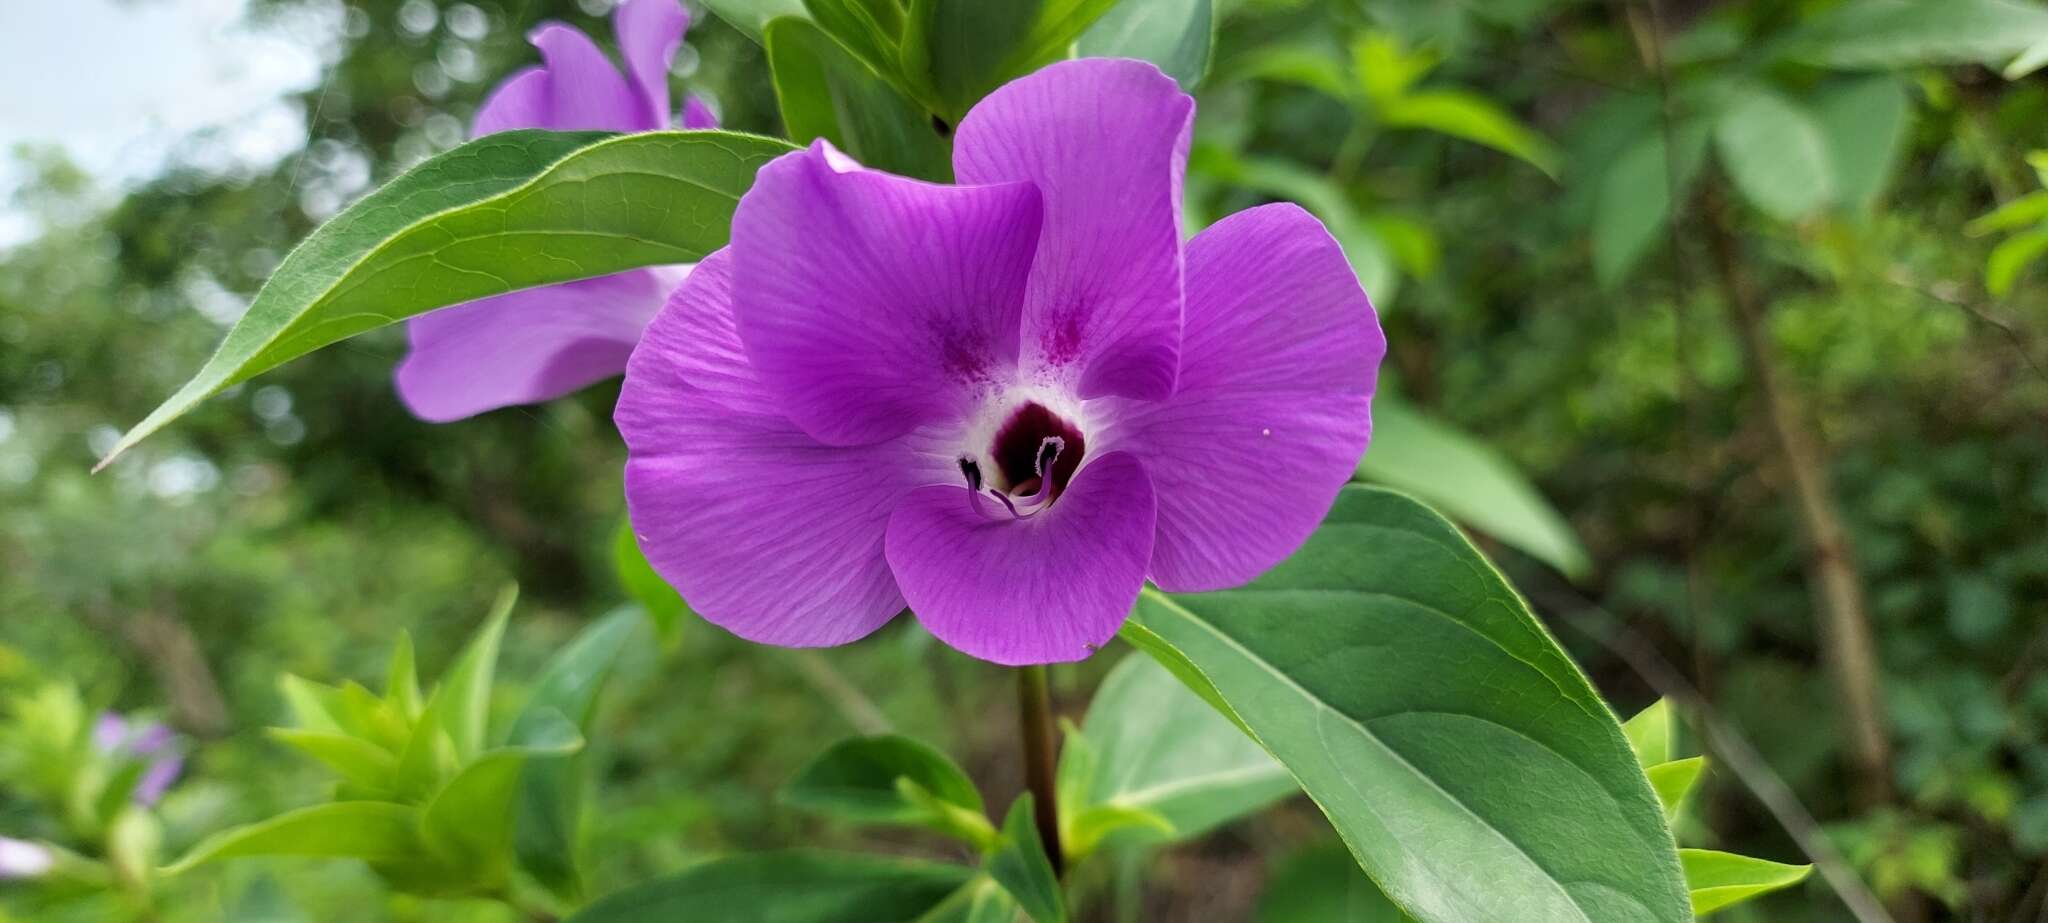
(961, 457), (1003, 520)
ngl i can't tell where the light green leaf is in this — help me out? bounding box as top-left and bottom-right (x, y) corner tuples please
(1987, 226), (2048, 294)
(513, 607), (646, 900)
(1351, 33), (1438, 104)
(612, 518), (688, 640)
(1190, 147), (1400, 303)
(98, 129), (795, 467)
(904, 0), (1121, 121)
(439, 587), (515, 762)
(1355, 394), (1590, 578)
(420, 710), (581, 887)
(1809, 77), (1912, 214)
(268, 729), (398, 793)
(164, 803), (423, 875)
(1058, 655), (1293, 853)
(1130, 486), (1689, 923)
(987, 796), (1066, 923)
(1622, 700), (1675, 767)
(278, 675), (346, 735)
(1681, 848), (1813, 916)
(1380, 89), (1560, 177)
(2004, 36), (2048, 76)
(1077, 0), (1213, 89)
(768, 16), (954, 183)
(916, 877), (1024, 923)
(1228, 44), (1352, 99)
(1592, 122), (1708, 288)
(1060, 803), (1175, 858)
(566, 852), (973, 923)
(1714, 85), (1835, 222)
(781, 735), (993, 845)
(1646, 757), (1706, 820)
(1259, 844), (1413, 923)
(384, 631), (423, 722)
(701, 0), (811, 41)
(1784, 0), (2048, 70)
(1966, 190), (2048, 236)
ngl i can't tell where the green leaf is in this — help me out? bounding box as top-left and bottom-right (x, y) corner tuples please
(1058, 655), (1293, 853)
(565, 851), (973, 923)
(1228, 44), (1353, 99)
(268, 729), (399, 792)
(420, 710), (582, 888)
(1622, 700), (1675, 767)
(904, 0), (1121, 121)
(1714, 84), (1835, 222)
(1077, 0), (1214, 89)
(2005, 35), (2048, 76)
(916, 877), (1024, 923)
(1968, 190), (2048, 236)
(1809, 77), (1912, 214)
(780, 735), (993, 844)
(768, 16), (954, 182)
(1380, 89), (1560, 177)
(1189, 146), (1399, 302)
(612, 518), (688, 640)
(1129, 486), (1690, 923)
(986, 796), (1066, 923)
(384, 631), (423, 722)
(700, 0), (811, 41)
(1680, 848), (1813, 916)
(1987, 226), (2048, 294)
(278, 675), (347, 734)
(438, 587), (515, 762)
(1784, 0), (2048, 70)
(1592, 122), (1708, 288)
(1258, 843), (1413, 923)
(803, 0), (909, 94)
(98, 130), (795, 467)
(1355, 394), (1591, 578)
(513, 607), (646, 900)
(164, 802), (423, 875)
(1646, 757), (1706, 820)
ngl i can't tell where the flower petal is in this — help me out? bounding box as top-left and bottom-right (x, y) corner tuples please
(620, 251), (950, 647)
(472, 67), (551, 136)
(613, 0), (686, 128)
(953, 58), (1193, 402)
(528, 22), (647, 131)
(681, 95), (719, 129)
(396, 267), (684, 422)
(1099, 204), (1383, 591)
(886, 452), (1156, 665)
(732, 141), (1043, 446)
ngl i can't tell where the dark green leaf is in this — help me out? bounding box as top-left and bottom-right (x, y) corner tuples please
(986, 796), (1066, 923)
(1129, 486), (1690, 923)
(1258, 843), (1412, 923)
(1681, 848), (1812, 916)
(904, 0), (1121, 121)
(1356, 394), (1590, 578)
(420, 710), (581, 888)
(701, 0), (811, 41)
(1077, 0), (1213, 89)
(781, 735), (992, 845)
(514, 608), (646, 900)
(565, 851), (973, 923)
(164, 803), (423, 875)
(1809, 77), (1912, 214)
(768, 17), (953, 182)
(613, 519), (688, 640)
(1592, 122), (1708, 288)
(98, 130), (794, 467)
(1714, 84), (1835, 222)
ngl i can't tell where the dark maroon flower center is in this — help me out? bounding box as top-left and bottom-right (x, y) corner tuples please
(992, 402), (1086, 498)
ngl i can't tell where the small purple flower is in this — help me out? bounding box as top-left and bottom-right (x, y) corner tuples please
(0, 836), (54, 881)
(395, 0), (715, 422)
(618, 59), (1384, 665)
(92, 713), (184, 807)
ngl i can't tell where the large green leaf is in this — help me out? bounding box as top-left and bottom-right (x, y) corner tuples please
(1356, 394), (1590, 578)
(513, 608), (646, 899)
(767, 17), (954, 182)
(419, 710), (582, 889)
(1128, 486), (1689, 923)
(701, 0), (811, 41)
(903, 0), (1121, 121)
(1077, 0), (1214, 89)
(1784, 0), (2048, 70)
(986, 796), (1066, 923)
(565, 851), (972, 923)
(98, 129), (795, 467)
(1058, 655), (1292, 852)
(1591, 122), (1708, 288)
(1259, 844), (1412, 923)
(1714, 85), (1835, 222)
(163, 803), (423, 875)
(1681, 848), (1812, 916)
(780, 735), (994, 845)
(1809, 77), (1912, 214)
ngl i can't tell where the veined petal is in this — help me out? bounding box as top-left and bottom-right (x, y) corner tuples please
(614, 0), (687, 129)
(886, 452), (1156, 665)
(529, 22), (647, 131)
(1098, 204), (1382, 591)
(396, 267), (685, 422)
(732, 141), (1043, 446)
(620, 251), (949, 647)
(953, 58), (1193, 401)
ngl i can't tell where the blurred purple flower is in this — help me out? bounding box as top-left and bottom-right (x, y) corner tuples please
(395, 0), (715, 422)
(618, 59), (1384, 665)
(0, 836), (54, 881)
(93, 713), (184, 807)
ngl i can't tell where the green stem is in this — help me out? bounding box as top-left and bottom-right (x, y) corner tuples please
(1016, 664), (1065, 877)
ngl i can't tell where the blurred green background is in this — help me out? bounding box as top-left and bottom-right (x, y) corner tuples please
(3, 0), (2045, 920)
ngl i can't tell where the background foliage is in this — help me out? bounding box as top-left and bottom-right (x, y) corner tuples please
(4, 0), (2045, 919)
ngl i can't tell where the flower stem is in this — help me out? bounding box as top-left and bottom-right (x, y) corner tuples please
(1015, 664), (1065, 877)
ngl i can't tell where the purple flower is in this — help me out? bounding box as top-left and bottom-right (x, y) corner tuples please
(92, 713), (184, 807)
(618, 59), (1384, 665)
(395, 0), (715, 422)
(0, 836), (54, 881)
